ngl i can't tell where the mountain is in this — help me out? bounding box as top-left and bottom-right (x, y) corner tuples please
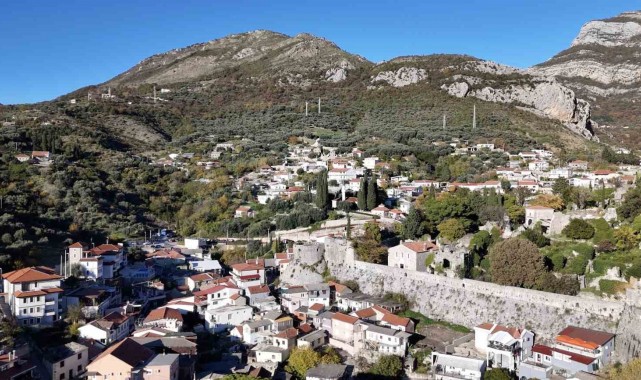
(531, 10), (641, 146)
(106, 30), (371, 87)
(91, 31), (598, 146)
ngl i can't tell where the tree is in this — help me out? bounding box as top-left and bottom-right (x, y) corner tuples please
(70, 263), (83, 278)
(530, 194), (564, 211)
(357, 177), (368, 210)
(500, 179), (512, 193)
(367, 176), (378, 211)
(402, 206), (424, 240)
(618, 187), (641, 221)
(66, 304), (84, 323)
(222, 375), (268, 380)
(607, 357), (641, 380)
(320, 346), (342, 364)
(562, 219), (595, 240)
(369, 355), (403, 378)
(483, 368), (513, 380)
(572, 187), (591, 209)
(535, 272), (580, 295)
(354, 222), (387, 263)
(488, 238), (545, 288)
(346, 213), (352, 239)
(0, 318), (22, 348)
(469, 230), (492, 266)
(520, 228), (550, 247)
(505, 204), (525, 225)
(315, 170), (328, 209)
(437, 218), (466, 242)
(552, 177), (572, 201)
(614, 226), (640, 250)
(286, 347), (321, 379)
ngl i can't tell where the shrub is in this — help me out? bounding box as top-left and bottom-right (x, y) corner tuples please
(520, 228), (550, 247)
(563, 219), (595, 240)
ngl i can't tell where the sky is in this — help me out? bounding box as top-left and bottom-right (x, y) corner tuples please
(0, 1), (637, 104)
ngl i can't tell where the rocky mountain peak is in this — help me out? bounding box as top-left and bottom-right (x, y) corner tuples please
(572, 11), (641, 47)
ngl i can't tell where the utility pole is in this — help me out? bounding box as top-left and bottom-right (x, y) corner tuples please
(472, 104), (477, 129)
(443, 113), (447, 130)
(305, 101), (309, 116)
(318, 98), (321, 114)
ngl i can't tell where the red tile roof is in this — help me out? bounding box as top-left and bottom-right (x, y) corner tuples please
(91, 338), (153, 369)
(532, 344), (553, 356)
(402, 241), (437, 253)
(553, 347), (597, 365)
(332, 312), (359, 325)
(354, 308), (376, 319)
(144, 307), (183, 323)
(2, 266), (62, 283)
(382, 313), (411, 328)
(274, 327), (298, 339)
(247, 285), (270, 294)
(309, 303), (325, 312)
(556, 326), (615, 350)
(231, 263), (264, 272)
(14, 290), (47, 298)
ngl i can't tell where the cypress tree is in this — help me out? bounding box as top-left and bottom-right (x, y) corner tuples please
(315, 170), (328, 208)
(367, 176), (378, 211)
(346, 213), (352, 239)
(357, 176), (368, 210)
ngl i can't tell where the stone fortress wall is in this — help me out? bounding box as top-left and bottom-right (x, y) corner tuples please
(290, 237), (641, 362)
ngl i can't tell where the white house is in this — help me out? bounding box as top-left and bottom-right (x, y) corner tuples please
(189, 258), (222, 274)
(525, 205), (555, 229)
(142, 307), (184, 332)
(205, 305), (253, 333)
(2, 266), (64, 327)
(78, 311), (133, 345)
(474, 323), (534, 371)
(388, 241), (437, 271)
(231, 263), (266, 287)
(528, 160), (550, 172)
(364, 157), (380, 170)
(431, 352), (486, 380)
(554, 326), (615, 370)
(184, 238), (206, 250)
(361, 323), (411, 356)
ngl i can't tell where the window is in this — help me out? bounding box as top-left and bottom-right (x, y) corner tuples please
(60, 374), (65, 380)
(60, 360), (65, 367)
(78, 365), (82, 372)
(77, 353), (82, 359)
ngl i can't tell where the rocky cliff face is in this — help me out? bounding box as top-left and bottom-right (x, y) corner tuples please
(530, 11), (641, 139)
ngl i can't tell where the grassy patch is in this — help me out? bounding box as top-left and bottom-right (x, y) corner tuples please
(599, 279), (628, 295)
(399, 310), (471, 333)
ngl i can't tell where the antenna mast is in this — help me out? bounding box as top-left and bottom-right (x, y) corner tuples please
(472, 104), (477, 129)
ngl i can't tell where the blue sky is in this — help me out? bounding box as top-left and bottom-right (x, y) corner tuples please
(0, 1), (637, 104)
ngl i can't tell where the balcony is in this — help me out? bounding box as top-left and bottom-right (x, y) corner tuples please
(45, 300), (55, 306)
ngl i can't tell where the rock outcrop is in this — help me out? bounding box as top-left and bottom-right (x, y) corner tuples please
(371, 67), (427, 87)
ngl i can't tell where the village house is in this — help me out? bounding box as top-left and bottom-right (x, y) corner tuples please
(361, 323), (412, 357)
(247, 284), (271, 305)
(232, 319), (273, 345)
(371, 204), (390, 218)
(78, 311), (134, 346)
(525, 205), (555, 230)
(193, 282), (242, 311)
(388, 240), (438, 272)
(297, 328), (327, 350)
(431, 352), (486, 380)
(44, 342), (89, 380)
(2, 266), (64, 327)
(554, 326), (615, 370)
(186, 272), (219, 291)
(230, 263), (266, 288)
(188, 258), (222, 274)
(474, 323), (534, 371)
(0, 350), (37, 380)
(528, 160), (550, 172)
(205, 305), (253, 333)
(363, 157), (380, 170)
(142, 307), (184, 332)
(329, 313), (360, 349)
(235, 205), (256, 218)
(85, 338), (155, 380)
(568, 160), (589, 171)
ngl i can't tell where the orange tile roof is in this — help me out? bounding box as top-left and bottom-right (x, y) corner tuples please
(309, 303), (325, 312)
(382, 313), (411, 327)
(556, 326), (615, 350)
(274, 327), (298, 339)
(402, 241), (437, 253)
(354, 308), (376, 319)
(247, 285), (270, 294)
(298, 323), (314, 334)
(14, 290), (47, 298)
(144, 307), (183, 323)
(332, 312), (359, 325)
(232, 263), (264, 272)
(2, 266), (62, 283)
